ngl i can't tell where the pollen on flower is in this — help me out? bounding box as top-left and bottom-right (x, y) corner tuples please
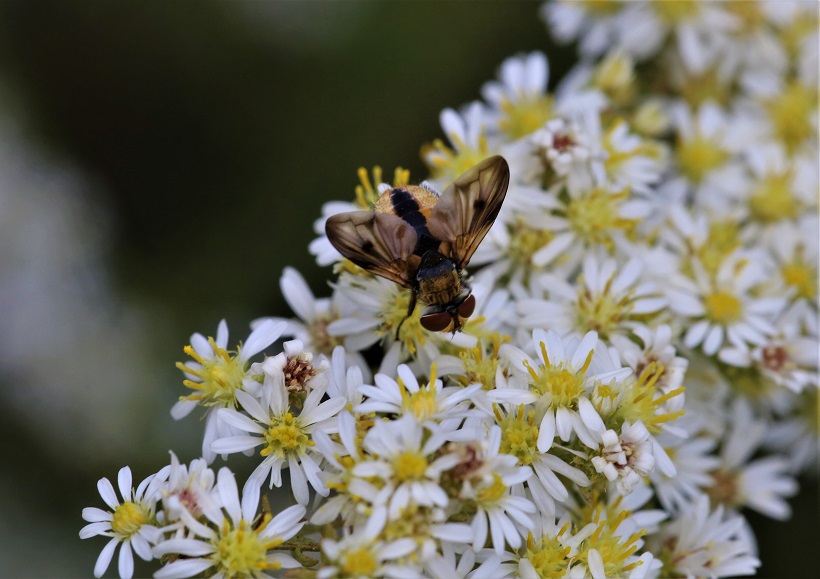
(704, 291), (742, 325)
(705, 468), (740, 508)
(458, 335), (509, 390)
(498, 94), (553, 140)
(211, 518), (282, 577)
(764, 81), (816, 153)
(578, 511), (646, 577)
(526, 529), (573, 578)
(394, 451), (428, 482)
(651, 0), (700, 24)
(423, 134), (491, 183)
(376, 288), (426, 356)
(525, 341), (593, 408)
(341, 547), (378, 576)
(566, 187), (637, 251)
(176, 340), (247, 407)
(613, 363), (686, 434)
(262, 413), (311, 458)
(593, 55), (635, 104)
(679, 68), (732, 108)
(110, 502), (149, 538)
(400, 365), (439, 421)
(676, 134), (729, 184)
(508, 219), (556, 273)
(497, 405), (540, 466)
(781, 257), (816, 300)
(476, 473), (508, 504)
(748, 172), (798, 222)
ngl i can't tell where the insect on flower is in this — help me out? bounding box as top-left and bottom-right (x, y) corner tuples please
(326, 156), (509, 333)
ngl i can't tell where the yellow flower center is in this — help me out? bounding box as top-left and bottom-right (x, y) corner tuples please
(176, 340), (247, 407)
(399, 364), (441, 421)
(679, 67), (732, 108)
(748, 172), (798, 222)
(613, 363), (685, 434)
(527, 531), (573, 578)
(262, 413), (311, 458)
(724, 0), (764, 34)
(341, 548), (378, 577)
(652, 0), (699, 24)
(212, 518), (282, 577)
(376, 286), (426, 356)
(578, 514), (645, 578)
(525, 341), (593, 408)
(593, 54), (634, 104)
(458, 336), (509, 390)
(705, 468), (740, 508)
(110, 502), (148, 537)
(394, 451), (428, 482)
(508, 219), (555, 270)
(676, 135), (729, 184)
(476, 473), (507, 503)
(499, 95), (553, 140)
(705, 291), (742, 325)
(498, 406), (539, 466)
(764, 81), (816, 154)
(566, 187), (636, 251)
(782, 259), (816, 300)
(423, 132), (490, 184)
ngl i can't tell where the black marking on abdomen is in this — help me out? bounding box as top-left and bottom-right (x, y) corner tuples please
(391, 188), (432, 238)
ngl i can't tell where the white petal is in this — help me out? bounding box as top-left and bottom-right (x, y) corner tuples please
(93, 538), (118, 578)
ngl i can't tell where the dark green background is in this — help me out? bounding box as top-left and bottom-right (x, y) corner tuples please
(0, 1), (814, 577)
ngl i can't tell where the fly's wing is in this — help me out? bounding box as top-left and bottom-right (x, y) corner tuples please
(425, 155), (509, 268)
(325, 211), (420, 288)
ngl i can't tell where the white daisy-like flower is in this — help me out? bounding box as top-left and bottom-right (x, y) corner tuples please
(709, 399), (798, 520)
(669, 102), (750, 204)
(492, 403), (590, 517)
(763, 388), (819, 475)
(318, 515), (419, 579)
(352, 415), (458, 520)
(252, 338), (329, 408)
(173, 318), (285, 463)
(523, 257), (666, 342)
(667, 252), (785, 357)
(459, 427), (536, 554)
(424, 102), (496, 187)
(481, 51), (553, 141)
(649, 431), (722, 514)
(211, 374), (346, 506)
(355, 363), (481, 424)
(501, 328), (630, 450)
(530, 115), (605, 193)
(649, 494), (760, 579)
(423, 542), (505, 579)
(80, 466), (169, 579)
(158, 451), (218, 525)
(567, 514), (655, 579)
(591, 420), (656, 496)
(611, 325), (689, 414)
(152, 468), (305, 579)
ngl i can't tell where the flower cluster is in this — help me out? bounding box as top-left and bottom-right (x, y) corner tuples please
(82, 2), (817, 577)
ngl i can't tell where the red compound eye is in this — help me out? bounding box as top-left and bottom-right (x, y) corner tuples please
(457, 294), (476, 319)
(420, 312), (453, 332)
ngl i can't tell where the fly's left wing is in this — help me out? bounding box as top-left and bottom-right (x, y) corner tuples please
(325, 211), (420, 288)
(425, 155), (509, 268)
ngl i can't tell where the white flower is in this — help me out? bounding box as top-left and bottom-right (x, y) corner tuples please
(501, 329), (629, 450)
(650, 432), (722, 514)
(591, 420), (656, 496)
(355, 363), (481, 424)
(711, 400), (798, 520)
(667, 253), (785, 357)
(80, 466), (168, 579)
(650, 495), (760, 579)
(352, 415), (457, 520)
(252, 338), (329, 407)
(152, 468), (305, 578)
(211, 374), (346, 506)
(173, 319), (285, 463)
(461, 430), (536, 555)
(158, 451), (218, 525)
(424, 103), (495, 187)
(318, 516), (419, 579)
(523, 257), (665, 342)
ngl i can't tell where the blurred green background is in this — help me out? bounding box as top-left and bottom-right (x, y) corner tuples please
(0, 1), (814, 577)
